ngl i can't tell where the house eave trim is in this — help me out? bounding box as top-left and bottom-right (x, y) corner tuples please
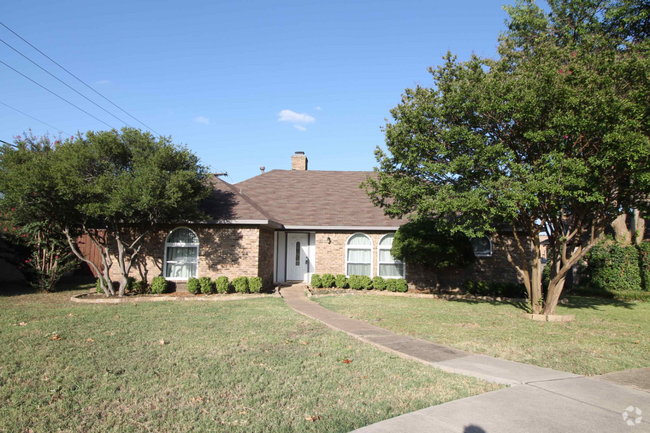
(282, 225), (401, 231)
(203, 219), (283, 228)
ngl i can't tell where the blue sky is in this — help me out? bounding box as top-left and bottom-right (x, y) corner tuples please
(2, 0), (510, 182)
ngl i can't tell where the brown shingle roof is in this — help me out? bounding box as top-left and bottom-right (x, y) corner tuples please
(232, 170), (401, 227)
(202, 176), (273, 222)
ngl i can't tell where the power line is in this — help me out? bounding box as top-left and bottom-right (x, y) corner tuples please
(0, 21), (162, 136)
(0, 37), (134, 128)
(0, 100), (71, 136)
(0, 59), (117, 130)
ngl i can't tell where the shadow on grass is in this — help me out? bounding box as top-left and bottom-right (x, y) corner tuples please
(442, 295), (637, 312)
(0, 276), (95, 297)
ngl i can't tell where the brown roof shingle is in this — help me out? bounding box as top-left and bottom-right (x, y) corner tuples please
(232, 170), (401, 227)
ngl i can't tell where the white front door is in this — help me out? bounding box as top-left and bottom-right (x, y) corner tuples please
(287, 233), (309, 281)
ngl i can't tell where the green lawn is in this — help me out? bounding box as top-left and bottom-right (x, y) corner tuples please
(314, 294), (650, 376)
(0, 283), (500, 433)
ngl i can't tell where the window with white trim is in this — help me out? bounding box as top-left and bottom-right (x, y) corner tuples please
(346, 233), (372, 277)
(164, 228), (199, 279)
(471, 236), (492, 257)
(378, 234), (405, 278)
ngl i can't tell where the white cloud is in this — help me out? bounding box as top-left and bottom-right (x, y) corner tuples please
(277, 109), (315, 124)
(97, 80), (112, 85)
(314, 106), (322, 110)
(294, 125), (307, 131)
(194, 116), (210, 125)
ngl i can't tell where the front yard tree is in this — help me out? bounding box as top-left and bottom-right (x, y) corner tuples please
(365, 0), (650, 314)
(55, 128), (212, 297)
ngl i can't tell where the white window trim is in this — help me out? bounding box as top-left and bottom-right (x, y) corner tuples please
(163, 227), (199, 281)
(345, 232), (373, 278)
(377, 233), (405, 279)
(472, 236), (493, 258)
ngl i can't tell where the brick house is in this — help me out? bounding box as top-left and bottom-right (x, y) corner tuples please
(113, 152), (527, 291)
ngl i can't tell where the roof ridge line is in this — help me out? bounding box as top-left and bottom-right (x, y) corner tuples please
(214, 176), (279, 222)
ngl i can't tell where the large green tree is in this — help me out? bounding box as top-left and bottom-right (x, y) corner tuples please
(54, 128), (212, 297)
(365, 0), (650, 314)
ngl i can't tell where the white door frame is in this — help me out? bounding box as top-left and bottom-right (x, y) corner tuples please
(286, 232), (310, 282)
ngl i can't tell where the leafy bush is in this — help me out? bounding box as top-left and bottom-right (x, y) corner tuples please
(321, 273), (335, 288)
(199, 277), (215, 294)
(125, 276), (136, 292)
(310, 274), (322, 288)
(585, 240), (641, 292)
(395, 279), (408, 292)
(187, 277), (201, 294)
(348, 275), (362, 290)
(638, 241), (650, 291)
(464, 280), (527, 298)
(359, 275), (372, 290)
(132, 279), (150, 295)
(249, 277), (263, 293)
(151, 276), (168, 294)
(216, 276), (230, 294)
(372, 276), (386, 291)
(386, 279), (397, 292)
(232, 276), (249, 293)
(335, 274), (348, 288)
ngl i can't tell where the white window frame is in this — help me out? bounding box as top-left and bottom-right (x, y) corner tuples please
(471, 236), (493, 257)
(163, 227), (199, 281)
(377, 233), (405, 279)
(345, 233), (373, 277)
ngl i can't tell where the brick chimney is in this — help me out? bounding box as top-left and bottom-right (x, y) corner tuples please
(291, 151), (308, 170)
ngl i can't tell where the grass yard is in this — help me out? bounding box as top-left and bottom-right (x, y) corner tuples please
(315, 295), (650, 376)
(0, 283), (500, 433)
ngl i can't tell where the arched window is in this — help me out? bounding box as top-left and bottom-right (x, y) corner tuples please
(164, 228), (199, 280)
(471, 236), (492, 257)
(378, 234), (405, 278)
(346, 233), (372, 277)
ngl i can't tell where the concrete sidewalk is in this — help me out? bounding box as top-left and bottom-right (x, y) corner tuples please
(281, 285), (650, 432)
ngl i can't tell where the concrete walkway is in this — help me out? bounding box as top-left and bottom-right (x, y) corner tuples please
(281, 285), (650, 432)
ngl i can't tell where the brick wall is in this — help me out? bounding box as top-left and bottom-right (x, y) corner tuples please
(313, 230), (529, 292)
(108, 225), (262, 284)
(258, 228), (275, 287)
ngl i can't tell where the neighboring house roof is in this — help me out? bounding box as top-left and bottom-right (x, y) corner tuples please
(209, 170), (401, 229)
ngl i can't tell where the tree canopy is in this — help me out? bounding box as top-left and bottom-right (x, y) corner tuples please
(365, 0), (650, 314)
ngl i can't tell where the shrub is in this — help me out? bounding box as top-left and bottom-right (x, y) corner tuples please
(464, 280), (527, 298)
(321, 273), (335, 288)
(249, 277), (263, 293)
(638, 241), (650, 291)
(151, 276), (168, 294)
(386, 279), (397, 292)
(310, 274), (322, 288)
(187, 277), (201, 294)
(359, 275), (372, 290)
(232, 276), (249, 293)
(348, 275), (362, 290)
(132, 279), (150, 295)
(95, 277), (104, 293)
(395, 279), (408, 292)
(199, 277), (215, 294)
(372, 276), (386, 291)
(585, 240), (641, 292)
(335, 274), (348, 288)
(216, 276), (230, 294)
(125, 276), (136, 292)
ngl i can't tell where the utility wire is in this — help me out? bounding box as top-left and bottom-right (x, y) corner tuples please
(0, 59), (116, 129)
(0, 21), (162, 136)
(0, 100), (71, 136)
(0, 37), (134, 128)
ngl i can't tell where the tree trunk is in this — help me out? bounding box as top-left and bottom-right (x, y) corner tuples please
(64, 229), (113, 297)
(530, 236), (543, 314)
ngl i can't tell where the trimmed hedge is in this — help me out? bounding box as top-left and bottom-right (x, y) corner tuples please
(465, 280), (527, 298)
(359, 275), (372, 290)
(132, 279), (149, 295)
(386, 279), (397, 292)
(348, 275), (362, 290)
(335, 274), (348, 289)
(310, 274), (322, 288)
(216, 276), (229, 294)
(584, 240), (642, 292)
(395, 278), (408, 292)
(372, 276), (386, 291)
(151, 276), (168, 294)
(232, 276), (249, 293)
(199, 277), (215, 294)
(187, 277), (201, 294)
(321, 273), (335, 288)
(249, 277), (263, 293)
(638, 242), (650, 291)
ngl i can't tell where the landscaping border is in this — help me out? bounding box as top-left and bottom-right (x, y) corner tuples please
(306, 287), (530, 303)
(71, 291), (281, 304)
